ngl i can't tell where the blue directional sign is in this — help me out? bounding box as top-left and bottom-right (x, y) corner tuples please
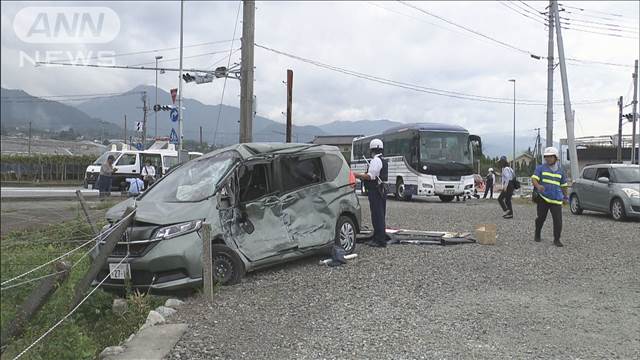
(169, 108), (179, 123)
(135, 142), (144, 150)
(169, 128), (179, 144)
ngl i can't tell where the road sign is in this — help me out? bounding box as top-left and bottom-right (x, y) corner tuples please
(169, 128), (178, 144)
(136, 122), (143, 132)
(135, 142), (144, 150)
(169, 108), (179, 122)
(170, 88), (178, 104)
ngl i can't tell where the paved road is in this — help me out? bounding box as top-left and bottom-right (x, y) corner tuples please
(168, 196), (639, 359)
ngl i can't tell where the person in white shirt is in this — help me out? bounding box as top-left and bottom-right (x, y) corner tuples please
(497, 156), (516, 218)
(142, 160), (156, 189)
(353, 139), (389, 248)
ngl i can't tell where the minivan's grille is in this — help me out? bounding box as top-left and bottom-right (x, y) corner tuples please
(100, 221), (160, 257)
(437, 176), (461, 182)
(632, 206), (640, 212)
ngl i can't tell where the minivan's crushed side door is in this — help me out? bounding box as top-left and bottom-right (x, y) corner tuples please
(218, 160), (296, 261)
(275, 153), (334, 249)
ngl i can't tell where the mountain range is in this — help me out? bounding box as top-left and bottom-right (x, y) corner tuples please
(1, 85), (539, 157)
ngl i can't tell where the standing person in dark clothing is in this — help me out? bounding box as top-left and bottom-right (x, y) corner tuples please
(354, 139), (388, 248)
(497, 156), (515, 218)
(98, 155), (117, 198)
(531, 147), (569, 247)
(483, 168), (495, 199)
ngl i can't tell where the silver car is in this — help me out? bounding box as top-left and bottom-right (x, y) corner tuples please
(569, 164), (640, 221)
(95, 143), (362, 292)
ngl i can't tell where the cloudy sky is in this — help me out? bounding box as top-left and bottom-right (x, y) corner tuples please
(1, 1), (638, 142)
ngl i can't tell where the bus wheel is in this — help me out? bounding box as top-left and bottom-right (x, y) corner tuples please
(439, 195), (454, 203)
(395, 178), (411, 201)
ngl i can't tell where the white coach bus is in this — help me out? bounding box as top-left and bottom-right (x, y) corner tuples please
(351, 123), (482, 202)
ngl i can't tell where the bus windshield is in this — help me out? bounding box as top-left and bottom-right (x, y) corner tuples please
(420, 131), (472, 165)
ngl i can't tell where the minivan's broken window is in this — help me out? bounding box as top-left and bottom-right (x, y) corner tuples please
(141, 152), (239, 203)
(117, 153), (137, 166)
(93, 152), (119, 165)
(281, 157), (323, 192)
(239, 163), (270, 203)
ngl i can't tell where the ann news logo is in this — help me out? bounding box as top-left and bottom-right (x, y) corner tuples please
(14, 7), (120, 66)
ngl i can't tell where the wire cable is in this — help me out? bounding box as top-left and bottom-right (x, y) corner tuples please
(12, 255), (129, 360)
(0, 270), (69, 292)
(129, 49), (239, 67)
(213, 1), (242, 146)
(398, 1), (539, 56)
(255, 43), (616, 106)
(0, 213), (129, 286)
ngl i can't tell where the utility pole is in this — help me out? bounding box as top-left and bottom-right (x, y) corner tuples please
(631, 59), (638, 164)
(546, 0), (554, 147)
(239, 0), (255, 143)
(142, 92), (148, 149)
(123, 115), (127, 147)
(286, 69), (293, 143)
(177, 0), (184, 150)
(552, 0), (579, 180)
(508, 79), (516, 170)
(199, 126), (203, 147)
(27, 121), (32, 156)
(618, 96), (623, 162)
(534, 128), (541, 167)
(155, 55), (163, 139)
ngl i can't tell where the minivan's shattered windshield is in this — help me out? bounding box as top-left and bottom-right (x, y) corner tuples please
(141, 151), (239, 202)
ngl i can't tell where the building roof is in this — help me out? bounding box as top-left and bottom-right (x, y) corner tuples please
(515, 153), (534, 160)
(311, 135), (363, 145)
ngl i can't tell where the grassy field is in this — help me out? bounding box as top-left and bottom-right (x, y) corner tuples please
(0, 218), (165, 359)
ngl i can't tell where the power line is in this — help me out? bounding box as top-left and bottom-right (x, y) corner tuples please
(213, 1), (242, 146)
(560, 22), (639, 39)
(46, 39), (235, 64)
(499, 1), (548, 28)
(559, 18), (639, 35)
(398, 1), (540, 57)
(562, 9), (637, 25)
(559, 3), (638, 20)
(560, 15), (639, 31)
(129, 49), (238, 67)
(255, 43), (616, 106)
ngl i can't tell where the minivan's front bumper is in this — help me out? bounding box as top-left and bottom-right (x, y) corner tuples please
(91, 231), (205, 293)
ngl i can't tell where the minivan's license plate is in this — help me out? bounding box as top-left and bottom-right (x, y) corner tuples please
(444, 189), (455, 195)
(109, 263), (131, 280)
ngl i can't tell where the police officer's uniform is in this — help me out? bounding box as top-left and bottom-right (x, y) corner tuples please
(364, 151), (388, 246)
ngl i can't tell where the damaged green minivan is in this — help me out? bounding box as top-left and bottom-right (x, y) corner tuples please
(93, 143), (361, 291)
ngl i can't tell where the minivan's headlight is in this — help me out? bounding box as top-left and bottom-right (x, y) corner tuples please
(153, 220), (203, 240)
(622, 188), (640, 198)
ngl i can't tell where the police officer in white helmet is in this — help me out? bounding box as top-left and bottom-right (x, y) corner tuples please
(531, 147), (569, 247)
(354, 138), (389, 248)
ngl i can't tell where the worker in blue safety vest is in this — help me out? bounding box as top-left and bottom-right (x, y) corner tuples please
(531, 147), (569, 247)
(354, 138), (389, 248)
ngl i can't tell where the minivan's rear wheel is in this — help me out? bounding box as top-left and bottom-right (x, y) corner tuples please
(439, 195), (454, 203)
(336, 216), (356, 254)
(211, 244), (244, 285)
(610, 198), (626, 221)
(570, 194), (583, 215)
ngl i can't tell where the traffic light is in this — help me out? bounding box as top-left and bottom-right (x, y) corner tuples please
(623, 113), (634, 122)
(182, 73), (196, 83)
(153, 105), (175, 112)
(183, 72), (213, 84)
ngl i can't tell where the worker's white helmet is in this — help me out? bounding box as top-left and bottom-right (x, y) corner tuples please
(543, 147), (559, 158)
(369, 138), (383, 150)
(488, 167), (494, 172)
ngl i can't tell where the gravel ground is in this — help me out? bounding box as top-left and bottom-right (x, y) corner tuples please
(168, 196), (639, 359)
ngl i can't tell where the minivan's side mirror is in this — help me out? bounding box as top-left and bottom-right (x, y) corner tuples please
(597, 177), (610, 184)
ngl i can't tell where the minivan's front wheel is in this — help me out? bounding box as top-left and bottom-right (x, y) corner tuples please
(570, 194), (583, 215)
(610, 198), (626, 221)
(335, 216), (356, 254)
(211, 244), (244, 285)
